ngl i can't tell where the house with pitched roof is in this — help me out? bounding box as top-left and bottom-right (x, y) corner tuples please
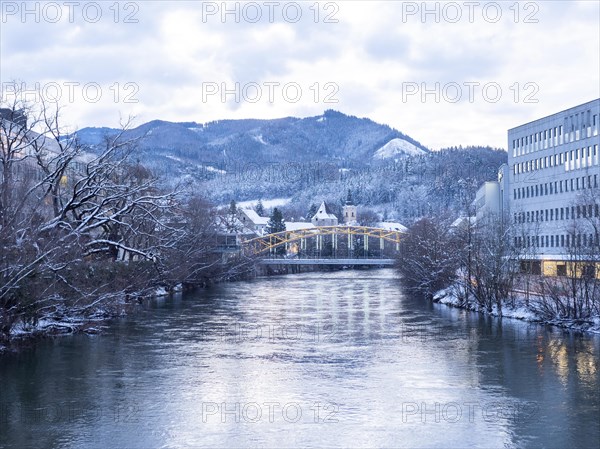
(311, 201), (338, 227)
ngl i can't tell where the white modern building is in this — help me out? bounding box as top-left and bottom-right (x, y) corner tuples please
(472, 164), (509, 223)
(508, 98), (600, 275)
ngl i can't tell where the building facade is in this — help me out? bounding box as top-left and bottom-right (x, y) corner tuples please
(508, 98), (600, 275)
(238, 208), (269, 235)
(311, 201), (338, 227)
(342, 190), (358, 225)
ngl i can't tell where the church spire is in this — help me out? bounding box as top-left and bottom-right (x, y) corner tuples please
(345, 189), (354, 206)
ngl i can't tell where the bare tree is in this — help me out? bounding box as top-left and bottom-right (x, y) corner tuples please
(535, 188), (600, 321)
(467, 213), (520, 315)
(0, 91), (177, 338)
(357, 207), (380, 227)
(395, 216), (459, 300)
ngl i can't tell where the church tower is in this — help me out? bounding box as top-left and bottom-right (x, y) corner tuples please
(342, 190), (357, 224)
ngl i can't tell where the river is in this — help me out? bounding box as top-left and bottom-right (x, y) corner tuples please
(1, 269), (599, 449)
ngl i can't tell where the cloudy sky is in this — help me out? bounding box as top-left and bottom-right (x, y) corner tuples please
(1, 1), (598, 150)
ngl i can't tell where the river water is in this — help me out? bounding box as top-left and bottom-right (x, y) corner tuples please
(0, 270), (599, 449)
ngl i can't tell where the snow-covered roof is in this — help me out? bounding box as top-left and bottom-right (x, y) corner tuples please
(376, 221), (408, 232)
(241, 208), (269, 225)
(313, 201), (337, 220)
(285, 222), (314, 231)
(450, 216), (475, 228)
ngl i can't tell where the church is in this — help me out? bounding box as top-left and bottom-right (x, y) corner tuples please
(311, 191), (358, 227)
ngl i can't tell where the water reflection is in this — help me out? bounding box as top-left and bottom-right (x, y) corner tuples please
(1, 270), (599, 449)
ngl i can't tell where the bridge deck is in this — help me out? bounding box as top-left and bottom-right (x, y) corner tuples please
(259, 258), (395, 266)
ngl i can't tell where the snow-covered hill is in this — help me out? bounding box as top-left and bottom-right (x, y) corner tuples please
(373, 138), (426, 159)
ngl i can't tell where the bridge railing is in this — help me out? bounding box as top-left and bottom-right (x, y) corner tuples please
(240, 225), (404, 257)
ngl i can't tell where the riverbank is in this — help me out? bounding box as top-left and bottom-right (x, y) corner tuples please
(433, 284), (600, 334)
(0, 265), (378, 353)
(0, 297), (140, 354)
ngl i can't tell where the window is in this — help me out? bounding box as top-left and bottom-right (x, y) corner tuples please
(521, 261), (542, 275)
(582, 265), (596, 279)
(557, 264), (567, 277)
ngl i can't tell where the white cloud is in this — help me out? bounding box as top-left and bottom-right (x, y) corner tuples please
(1, 0), (598, 150)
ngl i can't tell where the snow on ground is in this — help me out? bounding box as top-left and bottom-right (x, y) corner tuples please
(252, 134), (267, 145)
(373, 138), (425, 159)
(376, 221), (408, 232)
(236, 198), (291, 209)
(162, 155), (226, 174)
(204, 165), (226, 174)
(434, 285), (600, 334)
(285, 222), (314, 231)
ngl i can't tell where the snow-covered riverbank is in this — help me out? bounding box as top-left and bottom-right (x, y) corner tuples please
(0, 286), (186, 354)
(434, 285), (600, 334)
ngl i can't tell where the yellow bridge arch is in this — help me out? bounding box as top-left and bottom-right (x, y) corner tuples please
(242, 225), (404, 255)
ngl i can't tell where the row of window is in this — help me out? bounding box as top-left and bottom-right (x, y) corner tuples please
(512, 145), (598, 175)
(514, 204), (600, 224)
(511, 110), (599, 157)
(515, 233), (599, 249)
(513, 174), (598, 200)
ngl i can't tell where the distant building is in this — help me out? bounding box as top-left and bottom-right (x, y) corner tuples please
(472, 164), (509, 223)
(342, 190), (358, 225)
(238, 208), (269, 235)
(311, 201), (338, 226)
(0, 108), (27, 128)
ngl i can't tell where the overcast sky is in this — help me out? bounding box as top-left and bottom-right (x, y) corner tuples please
(1, 1), (599, 150)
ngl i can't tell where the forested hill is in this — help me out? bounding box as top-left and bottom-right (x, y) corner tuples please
(72, 109), (428, 168)
(72, 112), (506, 224)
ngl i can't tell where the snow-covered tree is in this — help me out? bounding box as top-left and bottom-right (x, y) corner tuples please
(254, 199), (265, 216)
(395, 217), (459, 300)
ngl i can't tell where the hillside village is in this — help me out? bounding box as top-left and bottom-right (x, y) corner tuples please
(232, 191), (407, 238)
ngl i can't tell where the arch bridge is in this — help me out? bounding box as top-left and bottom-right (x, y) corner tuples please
(242, 225), (404, 265)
